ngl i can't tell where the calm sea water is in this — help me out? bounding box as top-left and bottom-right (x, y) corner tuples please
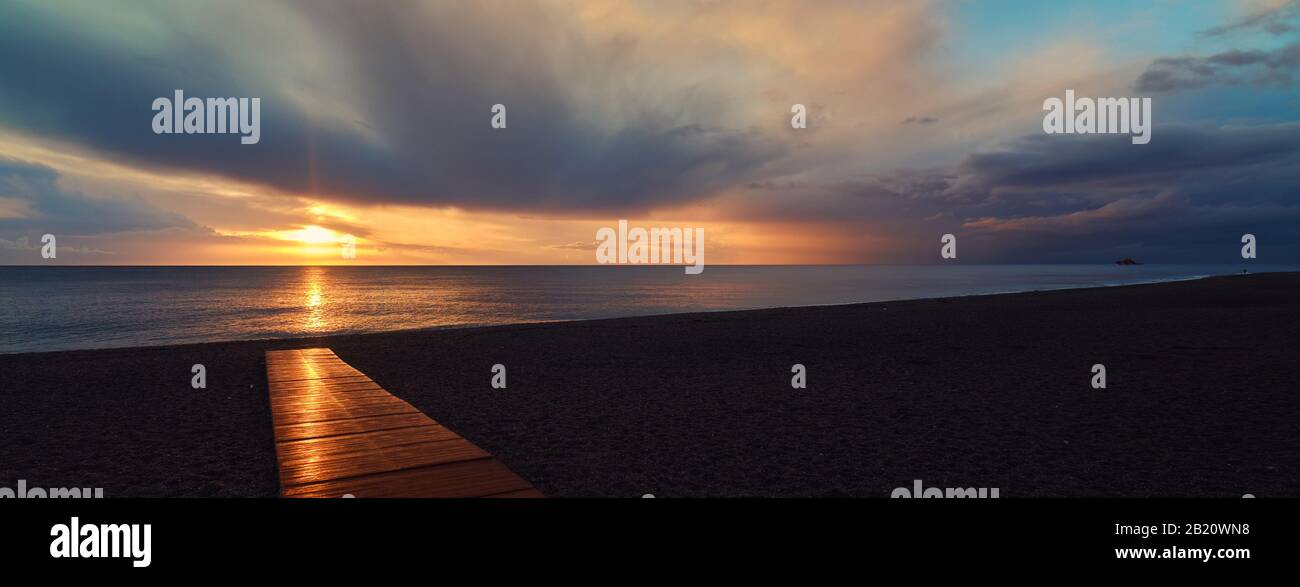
(0, 264), (1291, 354)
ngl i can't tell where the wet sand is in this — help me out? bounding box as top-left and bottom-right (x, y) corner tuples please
(2, 272), (1296, 497)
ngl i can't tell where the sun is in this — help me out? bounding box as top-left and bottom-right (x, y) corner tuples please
(279, 225), (345, 245)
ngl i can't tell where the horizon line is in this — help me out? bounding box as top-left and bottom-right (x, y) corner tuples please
(0, 262), (1272, 269)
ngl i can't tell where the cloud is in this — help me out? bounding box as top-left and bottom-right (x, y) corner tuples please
(0, 235), (34, 250)
(1200, 0), (1299, 37)
(725, 123), (1300, 262)
(1, 1), (1295, 265)
(0, 157), (195, 238)
(943, 124), (1300, 260)
(0, 0), (959, 216)
(0, 235), (114, 255)
(549, 240), (599, 251)
(1135, 42), (1300, 92)
(0, 1), (781, 213)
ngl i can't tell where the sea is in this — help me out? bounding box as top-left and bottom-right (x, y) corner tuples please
(1, 264), (1292, 354)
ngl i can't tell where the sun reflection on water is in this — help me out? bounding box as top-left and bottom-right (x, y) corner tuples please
(302, 266), (328, 332)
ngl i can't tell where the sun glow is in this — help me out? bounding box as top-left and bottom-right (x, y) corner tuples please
(278, 225), (347, 245)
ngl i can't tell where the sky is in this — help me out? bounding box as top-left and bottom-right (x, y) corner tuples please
(0, 0), (1297, 265)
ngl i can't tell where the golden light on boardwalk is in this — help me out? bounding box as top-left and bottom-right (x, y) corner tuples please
(265, 348), (542, 498)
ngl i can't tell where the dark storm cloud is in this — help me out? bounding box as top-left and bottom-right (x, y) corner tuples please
(0, 157), (195, 237)
(939, 125), (1300, 262)
(0, 1), (782, 213)
(952, 125), (1300, 200)
(1135, 42), (1300, 92)
(743, 124), (1300, 262)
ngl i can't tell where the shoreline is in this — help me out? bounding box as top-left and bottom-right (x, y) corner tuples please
(0, 269), (1268, 359)
(2, 272), (1297, 497)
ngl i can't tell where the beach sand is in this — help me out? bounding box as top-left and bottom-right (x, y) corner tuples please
(2, 272), (1297, 497)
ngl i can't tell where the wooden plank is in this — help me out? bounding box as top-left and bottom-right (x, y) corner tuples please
(265, 348), (542, 498)
(281, 459), (535, 498)
(277, 440), (490, 487)
(268, 379), (383, 395)
(267, 373), (369, 384)
(273, 413), (433, 442)
(271, 392), (411, 410)
(271, 391), (392, 406)
(483, 488), (547, 498)
(270, 402), (419, 427)
(276, 425), (462, 459)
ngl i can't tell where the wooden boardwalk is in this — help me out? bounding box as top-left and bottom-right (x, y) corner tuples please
(265, 348), (542, 498)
